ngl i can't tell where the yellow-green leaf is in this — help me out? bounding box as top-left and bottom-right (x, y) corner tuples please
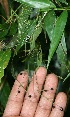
(0, 49), (11, 82)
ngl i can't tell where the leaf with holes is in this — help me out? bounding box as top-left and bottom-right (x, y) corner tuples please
(16, 20), (36, 52)
(15, 4), (33, 52)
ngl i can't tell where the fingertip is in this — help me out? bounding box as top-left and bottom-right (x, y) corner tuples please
(17, 71), (28, 82)
(55, 92), (67, 108)
(36, 66), (47, 76)
(35, 67), (47, 85)
(49, 92), (67, 117)
(47, 73), (58, 82)
(45, 73), (58, 91)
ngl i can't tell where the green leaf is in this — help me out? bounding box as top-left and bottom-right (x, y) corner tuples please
(15, 0), (56, 9)
(57, 34), (67, 63)
(16, 20), (36, 52)
(47, 10), (68, 69)
(0, 49), (11, 82)
(0, 23), (9, 39)
(15, 4), (42, 53)
(56, 0), (68, 5)
(0, 80), (10, 108)
(37, 46), (42, 67)
(60, 33), (67, 53)
(43, 11), (56, 41)
(30, 26), (42, 51)
(56, 34), (67, 75)
(23, 45), (43, 75)
(9, 22), (18, 35)
(15, 5), (33, 52)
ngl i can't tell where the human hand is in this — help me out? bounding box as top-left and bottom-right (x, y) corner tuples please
(3, 67), (67, 117)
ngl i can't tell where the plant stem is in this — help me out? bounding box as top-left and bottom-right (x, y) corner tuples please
(54, 7), (70, 11)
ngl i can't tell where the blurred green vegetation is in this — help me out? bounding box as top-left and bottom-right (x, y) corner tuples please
(0, 0), (70, 116)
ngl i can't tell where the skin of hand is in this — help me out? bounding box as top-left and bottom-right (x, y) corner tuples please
(3, 67), (67, 117)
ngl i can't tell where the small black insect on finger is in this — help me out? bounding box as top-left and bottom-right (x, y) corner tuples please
(28, 94), (32, 98)
(44, 89), (48, 92)
(20, 72), (23, 75)
(60, 107), (64, 111)
(18, 90), (20, 93)
(52, 104), (64, 112)
(50, 88), (54, 90)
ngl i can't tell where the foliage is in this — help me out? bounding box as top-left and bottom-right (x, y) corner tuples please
(0, 0), (70, 116)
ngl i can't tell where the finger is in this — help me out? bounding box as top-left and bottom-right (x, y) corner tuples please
(3, 71), (28, 117)
(2, 116), (21, 117)
(49, 92), (67, 117)
(35, 73), (58, 117)
(20, 67), (47, 117)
